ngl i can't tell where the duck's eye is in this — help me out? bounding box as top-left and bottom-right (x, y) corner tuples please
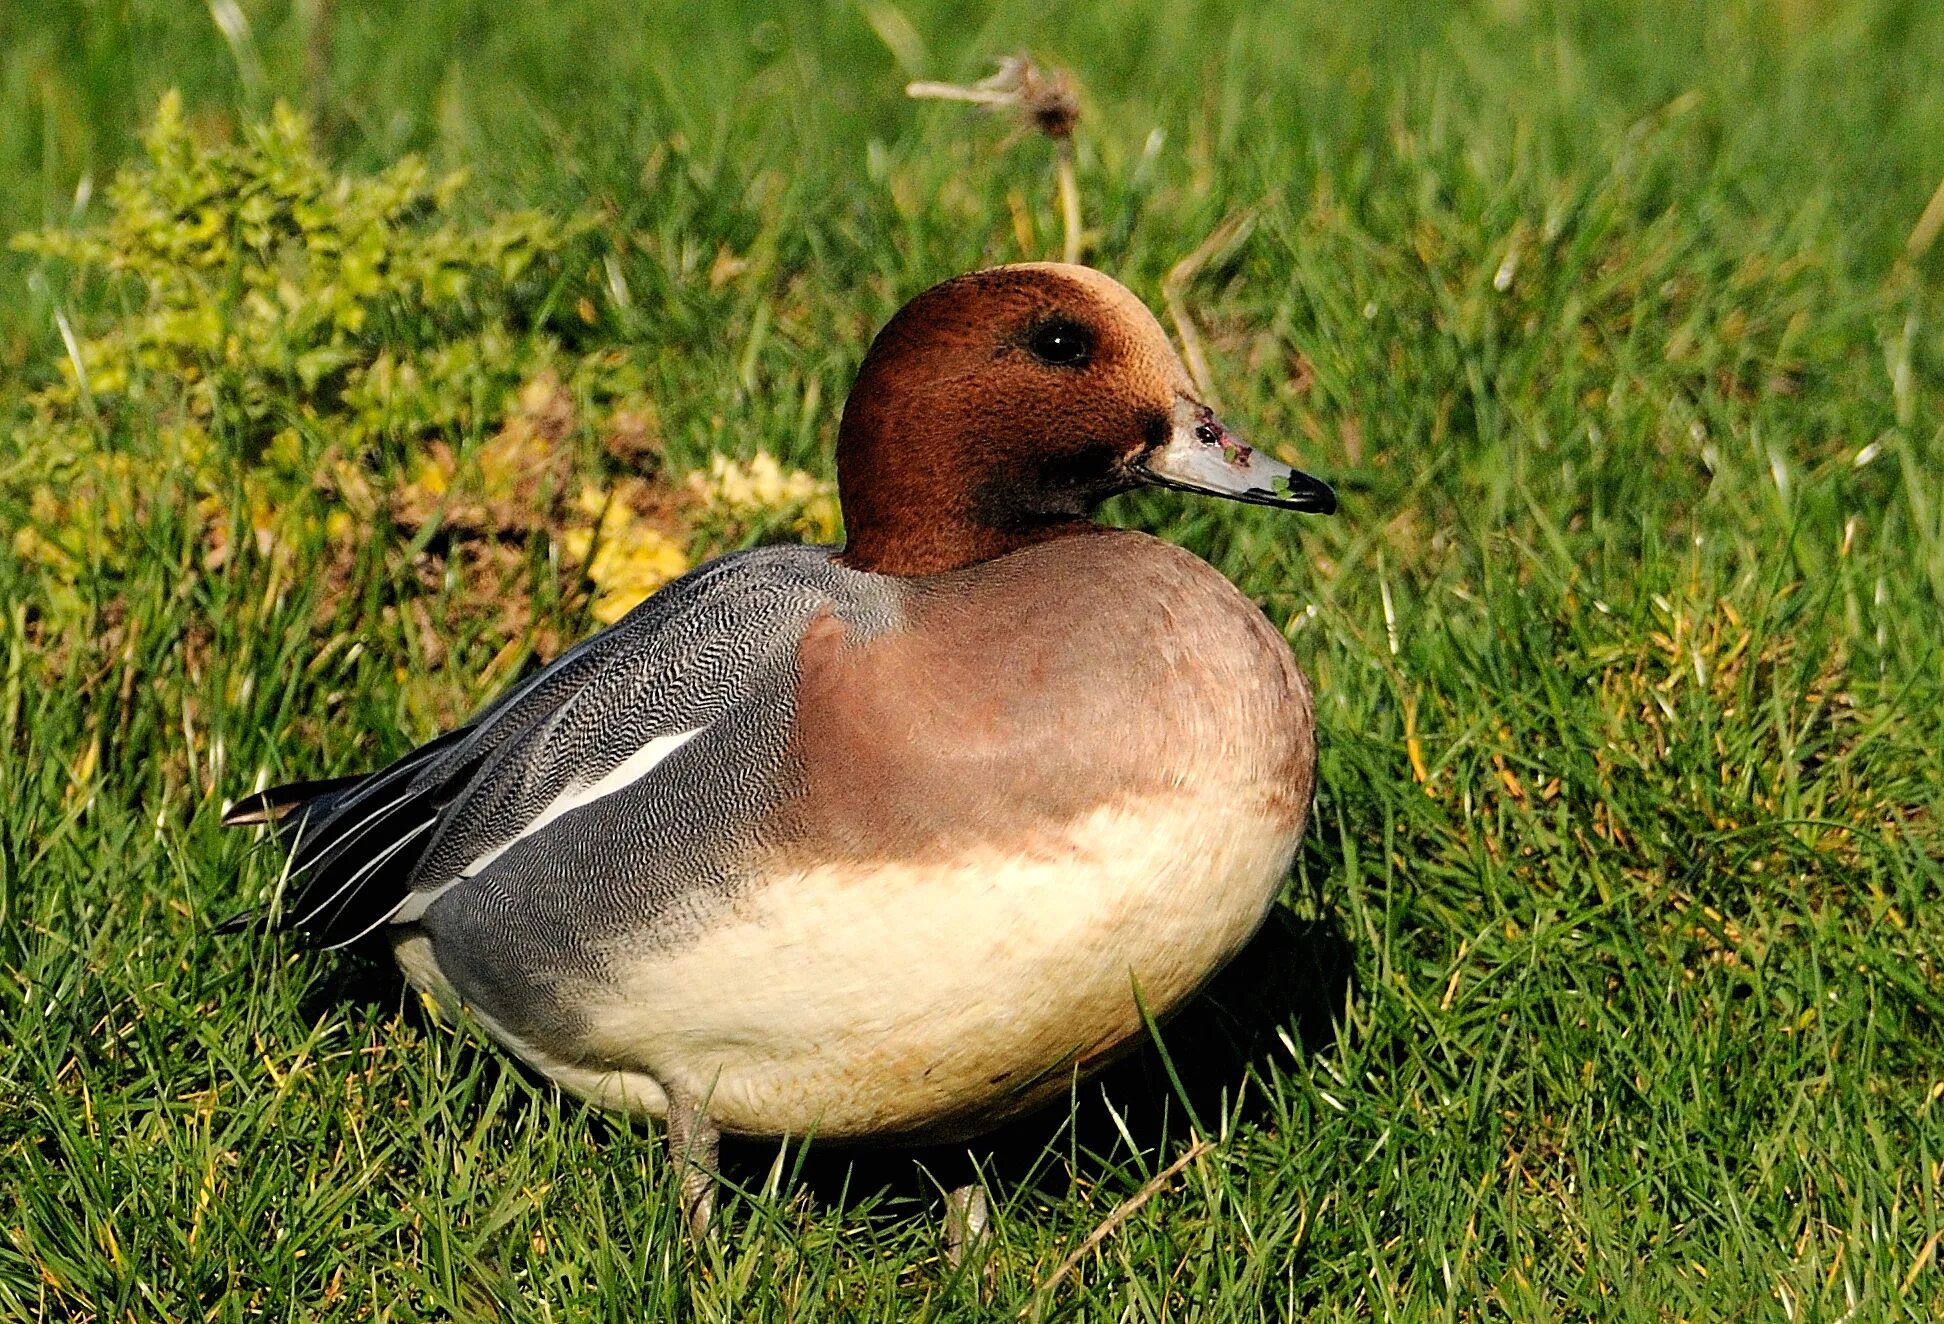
(1025, 318), (1094, 368)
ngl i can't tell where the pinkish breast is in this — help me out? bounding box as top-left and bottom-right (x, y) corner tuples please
(782, 528), (1316, 870)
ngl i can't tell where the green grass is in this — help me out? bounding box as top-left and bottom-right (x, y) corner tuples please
(5, 0), (1944, 1318)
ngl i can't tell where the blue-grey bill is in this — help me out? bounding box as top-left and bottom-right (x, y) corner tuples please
(1139, 397), (1338, 514)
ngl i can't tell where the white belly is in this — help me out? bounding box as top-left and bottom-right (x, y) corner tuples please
(419, 789), (1296, 1139)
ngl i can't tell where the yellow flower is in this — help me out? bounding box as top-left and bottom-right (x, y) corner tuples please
(687, 450), (840, 543)
(565, 482), (692, 623)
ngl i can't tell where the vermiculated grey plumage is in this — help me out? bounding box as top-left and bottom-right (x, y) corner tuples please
(233, 547), (907, 1010)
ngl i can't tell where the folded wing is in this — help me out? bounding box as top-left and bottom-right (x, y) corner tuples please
(226, 545), (872, 950)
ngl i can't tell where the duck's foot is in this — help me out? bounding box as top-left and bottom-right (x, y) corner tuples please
(664, 1085), (721, 1241)
(942, 1183), (990, 1267)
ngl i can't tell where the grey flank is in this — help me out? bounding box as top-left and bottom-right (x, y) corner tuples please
(253, 544), (905, 1043)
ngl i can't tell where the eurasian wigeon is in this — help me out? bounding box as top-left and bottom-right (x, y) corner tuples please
(223, 262), (1336, 1242)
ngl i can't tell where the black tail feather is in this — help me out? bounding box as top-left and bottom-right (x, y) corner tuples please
(212, 907), (266, 935)
(222, 775), (370, 826)
(218, 726), (483, 946)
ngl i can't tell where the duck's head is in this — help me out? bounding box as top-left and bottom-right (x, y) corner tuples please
(834, 262), (1336, 577)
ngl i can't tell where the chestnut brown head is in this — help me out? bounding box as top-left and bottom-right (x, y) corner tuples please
(834, 263), (1334, 576)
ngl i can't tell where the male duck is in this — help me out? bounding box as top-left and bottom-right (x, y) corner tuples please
(225, 263), (1336, 1237)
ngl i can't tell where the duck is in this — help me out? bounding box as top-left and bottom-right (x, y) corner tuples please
(222, 262), (1336, 1243)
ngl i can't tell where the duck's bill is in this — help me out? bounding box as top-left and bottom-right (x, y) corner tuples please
(1137, 398), (1337, 514)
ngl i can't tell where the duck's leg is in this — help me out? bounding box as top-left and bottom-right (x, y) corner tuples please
(663, 1085), (721, 1241)
(942, 1183), (990, 1266)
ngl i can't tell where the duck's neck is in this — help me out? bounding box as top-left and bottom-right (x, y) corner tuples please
(836, 512), (1099, 577)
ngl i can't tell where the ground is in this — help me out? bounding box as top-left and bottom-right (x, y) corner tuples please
(2, 1), (1943, 1319)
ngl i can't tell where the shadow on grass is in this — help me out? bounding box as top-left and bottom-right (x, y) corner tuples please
(292, 944), (413, 1022)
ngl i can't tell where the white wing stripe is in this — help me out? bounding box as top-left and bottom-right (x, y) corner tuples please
(389, 726), (705, 926)
(511, 726), (705, 852)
